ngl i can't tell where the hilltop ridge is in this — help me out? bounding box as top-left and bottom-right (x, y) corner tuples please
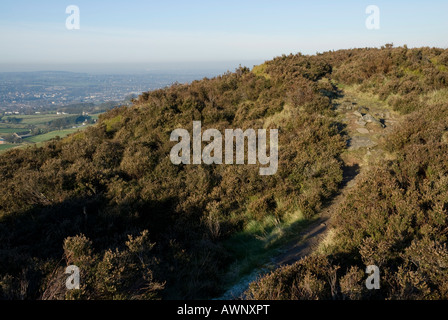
(0, 45), (448, 300)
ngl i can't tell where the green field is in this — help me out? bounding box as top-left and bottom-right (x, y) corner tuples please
(0, 127), (27, 134)
(0, 126), (91, 154)
(0, 144), (16, 152)
(0, 113), (76, 136)
(2, 114), (72, 126)
(0, 112), (102, 154)
(23, 127), (87, 143)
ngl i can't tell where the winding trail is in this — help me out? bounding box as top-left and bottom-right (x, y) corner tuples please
(218, 87), (402, 300)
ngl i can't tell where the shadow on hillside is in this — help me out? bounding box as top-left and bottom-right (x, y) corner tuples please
(329, 86), (345, 110)
(0, 194), (178, 261)
(341, 163), (360, 188)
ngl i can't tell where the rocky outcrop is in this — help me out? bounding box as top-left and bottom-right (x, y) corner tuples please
(362, 114), (385, 128)
(348, 136), (377, 150)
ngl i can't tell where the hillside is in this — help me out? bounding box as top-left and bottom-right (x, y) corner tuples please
(0, 45), (447, 300)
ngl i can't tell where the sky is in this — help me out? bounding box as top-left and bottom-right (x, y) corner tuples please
(0, 0), (447, 73)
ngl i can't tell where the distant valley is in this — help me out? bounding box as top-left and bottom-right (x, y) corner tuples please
(0, 70), (219, 111)
(0, 70), (223, 152)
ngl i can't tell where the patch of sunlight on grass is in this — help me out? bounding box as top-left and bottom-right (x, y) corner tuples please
(341, 84), (393, 110)
(222, 207), (309, 287)
(425, 88), (448, 106)
(252, 63), (270, 80)
(316, 228), (337, 256)
(263, 104), (294, 129)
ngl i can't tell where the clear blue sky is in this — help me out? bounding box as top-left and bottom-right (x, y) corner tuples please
(0, 0), (447, 71)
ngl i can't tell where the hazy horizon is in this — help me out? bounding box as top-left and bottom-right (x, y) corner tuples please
(1, 0), (447, 73)
(0, 60), (265, 75)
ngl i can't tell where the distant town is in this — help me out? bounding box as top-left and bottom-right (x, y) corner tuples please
(0, 71), (214, 114)
(0, 70), (216, 152)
